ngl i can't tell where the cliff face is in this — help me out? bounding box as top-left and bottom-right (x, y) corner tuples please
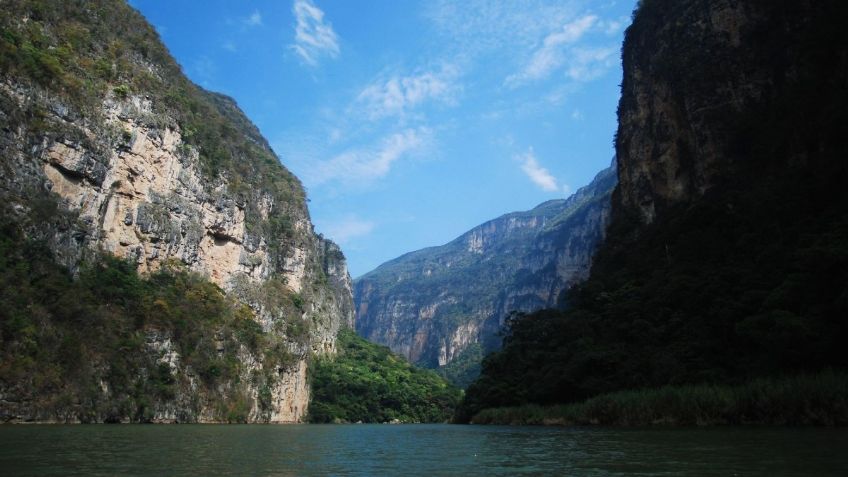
(457, 0), (848, 419)
(616, 0), (845, 224)
(0, 0), (352, 422)
(354, 165), (616, 376)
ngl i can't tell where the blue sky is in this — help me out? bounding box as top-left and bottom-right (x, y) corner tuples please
(130, 0), (636, 278)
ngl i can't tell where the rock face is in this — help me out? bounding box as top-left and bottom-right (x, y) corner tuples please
(0, 0), (352, 422)
(456, 0), (848, 420)
(616, 0), (842, 224)
(354, 165), (616, 372)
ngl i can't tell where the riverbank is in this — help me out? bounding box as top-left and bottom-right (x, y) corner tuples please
(470, 371), (848, 426)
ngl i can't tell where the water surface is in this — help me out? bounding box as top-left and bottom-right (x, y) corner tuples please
(1, 424), (846, 476)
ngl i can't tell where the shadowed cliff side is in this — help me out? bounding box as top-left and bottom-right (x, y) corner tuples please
(458, 0), (848, 422)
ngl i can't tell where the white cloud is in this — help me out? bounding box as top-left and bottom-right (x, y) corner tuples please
(308, 128), (429, 186)
(517, 148), (558, 192)
(548, 14), (598, 44)
(190, 56), (216, 85)
(319, 215), (375, 244)
(245, 10), (262, 27)
(357, 66), (460, 120)
(565, 46), (618, 81)
(506, 14), (598, 86)
(291, 0), (340, 66)
(599, 16), (628, 36)
(424, 0), (580, 55)
(571, 109), (584, 120)
(222, 41), (237, 52)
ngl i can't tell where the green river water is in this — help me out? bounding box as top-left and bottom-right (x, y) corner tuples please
(1, 424), (846, 476)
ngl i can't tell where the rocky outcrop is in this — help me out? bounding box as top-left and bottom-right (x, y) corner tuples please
(354, 165), (616, 372)
(0, 0), (352, 422)
(616, 0), (842, 224)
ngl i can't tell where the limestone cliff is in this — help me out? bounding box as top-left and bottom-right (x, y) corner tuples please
(354, 165), (616, 381)
(0, 0), (352, 422)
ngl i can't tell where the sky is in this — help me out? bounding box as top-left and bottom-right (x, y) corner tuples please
(129, 0), (637, 278)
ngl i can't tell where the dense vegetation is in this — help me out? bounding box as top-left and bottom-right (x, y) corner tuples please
(471, 371), (848, 426)
(308, 329), (461, 423)
(437, 343), (484, 389)
(0, 220), (301, 423)
(456, 0), (848, 423)
(458, 142), (848, 422)
(457, 177), (848, 420)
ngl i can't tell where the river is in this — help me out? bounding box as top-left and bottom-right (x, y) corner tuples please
(1, 424), (846, 475)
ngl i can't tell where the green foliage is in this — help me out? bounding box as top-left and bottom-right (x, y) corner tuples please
(437, 342), (484, 389)
(470, 371), (848, 426)
(307, 329), (461, 423)
(0, 222), (288, 422)
(113, 84), (129, 98)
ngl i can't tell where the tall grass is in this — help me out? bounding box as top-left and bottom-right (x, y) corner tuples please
(470, 371), (848, 426)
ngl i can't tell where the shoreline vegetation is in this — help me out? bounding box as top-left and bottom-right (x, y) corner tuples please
(307, 329), (461, 424)
(469, 371), (848, 427)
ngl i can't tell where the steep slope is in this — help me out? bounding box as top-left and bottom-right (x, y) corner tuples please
(354, 164), (616, 380)
(458, 0), (848, 420)
(0, 0), (352, 422)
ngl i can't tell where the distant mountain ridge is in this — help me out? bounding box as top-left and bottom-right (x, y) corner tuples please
(354, 163), (616, 384)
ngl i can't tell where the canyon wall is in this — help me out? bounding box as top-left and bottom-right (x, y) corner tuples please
(354, 165), (615, 381)
(0, 0), (352, 422)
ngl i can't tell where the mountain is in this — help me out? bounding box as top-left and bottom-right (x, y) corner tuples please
(0, 0), (352, 422)
(457, 0), (848, 421)
(354, 163), (616, 384)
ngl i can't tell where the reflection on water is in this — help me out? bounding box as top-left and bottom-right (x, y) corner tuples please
(1, 424), (847, 476)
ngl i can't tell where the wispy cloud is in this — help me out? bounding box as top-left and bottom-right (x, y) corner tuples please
(222, 41), (237, 52)
(357, 66), (461, 120)
(424, 0), (580, 55)
(506, 14), (598, 86)
(291, 0), (340, 66)
(516, 148), (559, 192)
(318, 215), (375, 244)
(424, 1), (623, 111)
(599, 17), (628, 36)
(565, 46), (618, 81)
(245, 10), (262, 27)
(308, 128), (429, 186)
(190, 56), (217, 86)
